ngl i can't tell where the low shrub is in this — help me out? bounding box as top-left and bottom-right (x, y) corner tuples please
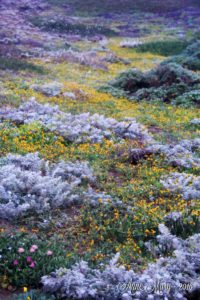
(100, 63), (200, 105)
(161, 172), (200, 200)
(0, 152), (95, 220)
(163, 40), (200, 70)
(147, 138), (200, 169)
(0, 99), (152, 143)
(173, 89), (200, 107)
(98, 85), (127, 98)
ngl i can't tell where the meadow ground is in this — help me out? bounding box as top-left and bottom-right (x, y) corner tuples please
(0, 1), (199, 299)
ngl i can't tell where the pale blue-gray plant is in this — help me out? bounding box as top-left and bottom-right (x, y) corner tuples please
(160, 172), (200, 200)
(0, 99), (153, 144)
(0, 152), (111, 220)
(148, 138), (200, 169)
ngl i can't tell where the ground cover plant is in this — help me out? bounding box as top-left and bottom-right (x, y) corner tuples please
(0, 0), (199, 299)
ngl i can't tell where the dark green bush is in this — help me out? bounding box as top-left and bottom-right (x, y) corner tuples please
(192, 31), (200, 41)
(163, 40), (200, 70)
(173, 89), (200, 107)
(131, 84), (190, 102)
(98, 85), (127, 98)
(100, 63), (200, 105)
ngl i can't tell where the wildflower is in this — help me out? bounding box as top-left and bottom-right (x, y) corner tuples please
(19, 227), (26, 233)
(26, 256), (32, 263)
(27, 297), (31, 300)
(18, 247), (25, 253)
(13, 259), (19, 266)
(29, 261), (35, 268)
(114, 209), (119, 219)
(23, 287), (28, 293)
(30, 245), (38, 253)
(47, 250), (53, 256)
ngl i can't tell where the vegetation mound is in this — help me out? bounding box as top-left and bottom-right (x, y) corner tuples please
(163, 40), (200, 71)
(100, 63), (200, 106)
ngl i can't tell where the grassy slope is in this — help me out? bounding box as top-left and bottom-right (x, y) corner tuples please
(47, 0), (200, 15)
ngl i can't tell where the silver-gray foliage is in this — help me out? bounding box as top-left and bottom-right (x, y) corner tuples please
(148, 138), (200, 169)
(160, 172), (200, 200)
(30, 82), (63, 97)
(190, 118), (200, 125)
(0, 152), (107, 220)
(0, 99), (152, 144)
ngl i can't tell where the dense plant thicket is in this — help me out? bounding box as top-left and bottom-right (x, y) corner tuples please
(163, 40), (200, 71)
(100, 63), (200, 106)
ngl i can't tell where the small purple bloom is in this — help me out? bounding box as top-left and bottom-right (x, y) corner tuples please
(13, 259), (19, 266)
(26, 256), (32, 263)
(29, 261), (35, 268)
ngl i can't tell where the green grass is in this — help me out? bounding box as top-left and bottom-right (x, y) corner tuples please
(136, 40), (189, 56)
(0, 57), (45, 73)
